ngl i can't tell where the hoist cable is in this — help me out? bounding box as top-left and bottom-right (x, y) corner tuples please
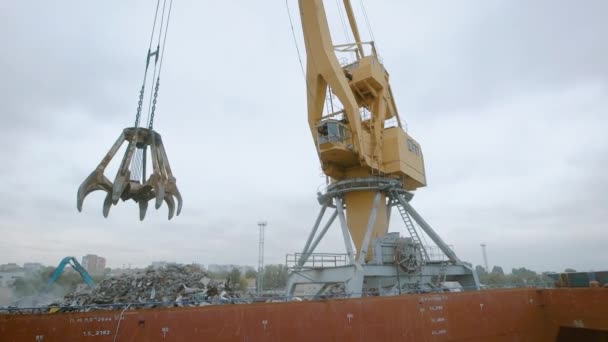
(285, 0), (323, 108)
(134, 0), (162, 128)
(157, 0), (174, 76)
(335, 0), (351, 45)
(285, 0), (306, 81)
(130, 0), (166, 181)
(147, 0), (162, 52)
(144, 62), (159, 129)
(358, 0), (375, 43)
(285, 0), (328, 178)
(144, 0), (168, 129)
(130, 0), (162, 181)
(148, 0), (174, 130)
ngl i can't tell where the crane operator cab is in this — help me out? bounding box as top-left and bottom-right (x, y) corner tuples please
(316, 119), (359, 168)
(317, 119), (350, 144)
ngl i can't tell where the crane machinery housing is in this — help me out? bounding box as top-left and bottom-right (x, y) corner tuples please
(286, 0), (478, 296)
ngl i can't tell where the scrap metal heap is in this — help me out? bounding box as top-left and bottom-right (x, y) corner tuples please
(76, 0), (181, 220)
(57, 264), (241, 310)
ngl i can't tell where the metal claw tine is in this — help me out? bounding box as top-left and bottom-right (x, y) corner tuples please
(155, 182), (166, 210)
(102, 192), (113, 218)
(155, 151), (167, 209)
(164, 194), (175, 220)
(77, 171), (113, 212)
(157, 138), (174, 177)
(99, 131), (127, 171)
(146, 171), (163, 210)
(77, 131), (126, 212)
(112, 170), (131, 205)
(163, 178), (181, 217)
(148, 132), (166, 210)
(112, 135), (138, 204)
(139, 200), (149, 221)
(174, 188), (182, 216)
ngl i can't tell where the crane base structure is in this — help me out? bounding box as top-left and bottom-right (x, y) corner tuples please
(286, 177), (479, 298)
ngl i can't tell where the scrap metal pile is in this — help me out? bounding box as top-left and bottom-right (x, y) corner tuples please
(57, 264), (243, 309)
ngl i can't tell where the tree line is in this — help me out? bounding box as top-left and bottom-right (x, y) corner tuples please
(474, 265), (562, 287)
(222, 264), (289, 293)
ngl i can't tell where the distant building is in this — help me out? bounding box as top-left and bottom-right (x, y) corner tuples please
(0, 269), (26, 287)
(0, 263), (21, 272)
(23, 263), (44, 273)
(81, 254), (106, 274)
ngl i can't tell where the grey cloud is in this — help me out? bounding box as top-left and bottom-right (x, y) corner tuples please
(367, 0), (608, 114)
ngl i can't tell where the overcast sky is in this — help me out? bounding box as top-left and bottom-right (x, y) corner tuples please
(0, 1), (606, 274)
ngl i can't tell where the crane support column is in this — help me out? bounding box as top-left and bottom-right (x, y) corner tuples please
(286, 178), (479, 297)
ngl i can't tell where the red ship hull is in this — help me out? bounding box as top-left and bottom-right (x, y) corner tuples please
(2, 288), (607, 341)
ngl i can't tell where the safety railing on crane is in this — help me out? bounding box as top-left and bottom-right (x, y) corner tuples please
(333, 41), (382, 65)
(286, 253), (349, 270)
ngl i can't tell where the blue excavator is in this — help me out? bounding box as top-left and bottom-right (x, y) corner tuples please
(44, 256), (95, 292)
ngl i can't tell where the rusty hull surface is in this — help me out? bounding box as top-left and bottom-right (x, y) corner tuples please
(1, 288), (607, 341)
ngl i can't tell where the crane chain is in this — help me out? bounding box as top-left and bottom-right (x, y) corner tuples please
(134, 85), (145, 127)
(148, 77), (160, 129)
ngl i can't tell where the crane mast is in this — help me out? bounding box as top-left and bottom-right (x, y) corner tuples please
(299, 0), (426, 257)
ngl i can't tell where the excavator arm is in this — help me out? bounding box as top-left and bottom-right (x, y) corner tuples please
(44, 256), (95, 292)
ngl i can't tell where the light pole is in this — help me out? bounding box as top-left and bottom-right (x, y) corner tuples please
(257, 221), (267, 295)
(481, 243), (489, 273)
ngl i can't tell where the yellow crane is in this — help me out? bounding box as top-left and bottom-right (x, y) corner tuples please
(299, 0), (426, 258)
(287, 0), (477, 296)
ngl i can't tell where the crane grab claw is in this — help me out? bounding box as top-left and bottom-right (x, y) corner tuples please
(76, 127), (182, 220)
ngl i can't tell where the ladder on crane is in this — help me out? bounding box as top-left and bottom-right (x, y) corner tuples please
(391, 191), (430, 261)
